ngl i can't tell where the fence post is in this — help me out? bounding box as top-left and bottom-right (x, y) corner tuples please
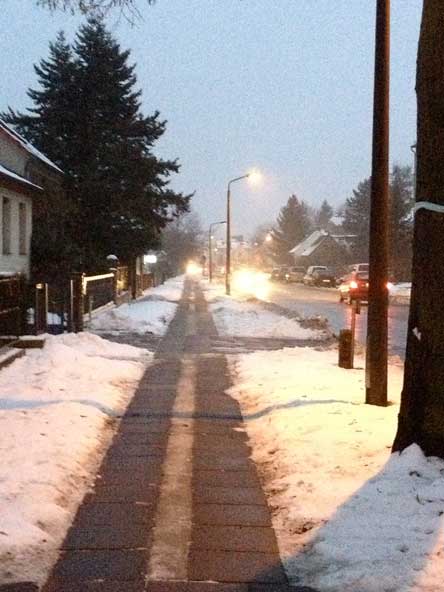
(43, 283), (48, 333)
(111, 268), (118, 304)
(88, 295), (94, 322)
(17, 274), (27, 336)
(35, 284), (40, 335)
(130, 259), (137, 300)
(68, 279), (74, 332)
(71, 272), (85, 333)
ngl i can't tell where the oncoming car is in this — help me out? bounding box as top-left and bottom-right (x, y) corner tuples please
(285, 266), (306, 283)
(270, 267), (289, 282)
(338, 271), (369, 303)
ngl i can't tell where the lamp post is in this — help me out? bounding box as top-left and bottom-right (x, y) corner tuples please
(365, 0), (390, 406)
(209, 221), (226, 282)
(226, 174), (250, 295)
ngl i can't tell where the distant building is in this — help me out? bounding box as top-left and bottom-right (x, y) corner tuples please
(289, 230), (351, 274)
(0, 120), (63, 277)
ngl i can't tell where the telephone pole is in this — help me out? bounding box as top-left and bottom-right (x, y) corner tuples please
(366, 0), (390, 406)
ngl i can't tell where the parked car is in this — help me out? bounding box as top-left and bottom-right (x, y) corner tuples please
(338, 271), (369, 303)
(347, 262), (369, 274)
(270, 267), (289, 282)
(285, 266), (306, 283)
(303, 266), (336, 287)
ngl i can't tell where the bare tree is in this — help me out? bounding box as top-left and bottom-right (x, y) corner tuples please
(36, 0), (154, 17)
(393, 2), (444, 457)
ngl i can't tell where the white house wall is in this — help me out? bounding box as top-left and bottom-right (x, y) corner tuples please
(0, 187), (32, 277)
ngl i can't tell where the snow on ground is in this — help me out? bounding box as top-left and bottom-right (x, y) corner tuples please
(202, 275), (325, 340)
(211, 297), (325, 339)
(89, 276), (184, 335)
(144, 275), (184, 303)
(390, 282), (411, 305)
(228, 346), (444, 592)
(0, 332), (150, 585)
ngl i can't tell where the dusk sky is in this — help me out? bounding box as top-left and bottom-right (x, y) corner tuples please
(1, 1), (422, 237)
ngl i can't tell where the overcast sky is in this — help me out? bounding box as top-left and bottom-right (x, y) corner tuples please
(1, 1), (422, 237)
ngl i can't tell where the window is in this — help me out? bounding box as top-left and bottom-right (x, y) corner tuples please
(2, 197), (11, 255)
(19, 202), (27, 255)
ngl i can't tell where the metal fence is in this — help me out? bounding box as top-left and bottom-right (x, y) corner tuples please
(0, 266), (156, 338)
(0, 275), (25, 339)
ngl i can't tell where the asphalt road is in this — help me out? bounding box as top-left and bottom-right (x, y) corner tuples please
(264, 281), (409, 359)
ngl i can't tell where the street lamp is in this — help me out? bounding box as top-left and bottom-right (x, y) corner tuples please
(208, 221), (226, 282)
(225, 171), (262, 295)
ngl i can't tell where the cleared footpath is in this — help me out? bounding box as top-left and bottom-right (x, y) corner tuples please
(37, 279), (314, 592)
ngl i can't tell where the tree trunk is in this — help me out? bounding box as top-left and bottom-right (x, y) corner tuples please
(393, 1), (444, 457)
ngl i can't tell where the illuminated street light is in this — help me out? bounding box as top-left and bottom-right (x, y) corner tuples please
(225, 171), (261, 295)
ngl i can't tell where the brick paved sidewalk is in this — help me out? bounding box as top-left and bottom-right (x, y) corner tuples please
(9, 279), (315, 592)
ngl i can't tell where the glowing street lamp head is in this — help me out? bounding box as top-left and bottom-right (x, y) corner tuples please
(247, 169), (262, 186)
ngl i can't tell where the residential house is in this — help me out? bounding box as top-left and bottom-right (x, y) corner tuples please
(0, 119), (63, 277)
(289, 229), (351, 275)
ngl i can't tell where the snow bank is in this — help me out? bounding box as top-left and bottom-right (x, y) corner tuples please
(229, 347), (444, 592)
(202, 274), (327, 339)
(210, 296), (324, 339)
(89, 299), (176, 335)
(89, 276), (184, 335)
(0, 333), (150, 585)
(144, 275), (184, 302)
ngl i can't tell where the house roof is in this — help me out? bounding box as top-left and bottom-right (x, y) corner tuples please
(0, 163), (42, 192)
(289, 230), (330, 257)
(0, 119), (63, 174)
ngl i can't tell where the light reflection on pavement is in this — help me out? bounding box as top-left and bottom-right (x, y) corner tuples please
(264, 281), (409, 359)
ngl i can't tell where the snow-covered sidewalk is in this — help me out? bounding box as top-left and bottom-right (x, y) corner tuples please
(204, 279), (444, 592)
(0, 276), (184, 586)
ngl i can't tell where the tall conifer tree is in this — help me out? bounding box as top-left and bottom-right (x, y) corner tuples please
(270, 195), (312, 264)
(4, 18), (190, 273)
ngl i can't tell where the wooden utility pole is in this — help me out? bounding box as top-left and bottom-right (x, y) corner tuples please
(366, 0), (390, 406)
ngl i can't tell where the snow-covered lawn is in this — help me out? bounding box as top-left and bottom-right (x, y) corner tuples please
(0, 333), (150, 585)
(89, 276), (184, 335)
(228, 347), (444, 592)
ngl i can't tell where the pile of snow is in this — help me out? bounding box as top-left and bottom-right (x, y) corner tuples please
(89, 277), (184, 335)
(0, 333), (150, 585)
(210, 297), (325, 339)
(89, 300), (176, 335)
(229, 347), (444, 592)
(144, 275), (185, 303)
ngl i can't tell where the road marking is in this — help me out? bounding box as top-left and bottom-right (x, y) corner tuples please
(146, 356), (196, 581)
